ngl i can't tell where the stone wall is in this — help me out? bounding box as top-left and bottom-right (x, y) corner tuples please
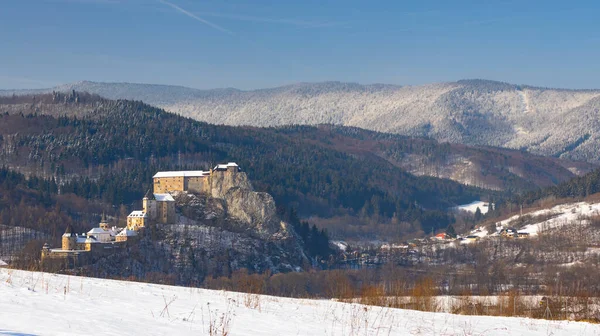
(153, 176), (185, 193)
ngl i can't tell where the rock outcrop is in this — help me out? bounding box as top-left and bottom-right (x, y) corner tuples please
(210, 171), (253, 199)
(223, 187), (289, 240)
(166, 170), (307, 276)
(205, 170), (292, 240)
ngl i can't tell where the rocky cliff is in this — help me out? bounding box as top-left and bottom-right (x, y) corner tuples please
(160, 170), (308, 276)
(210, 170), (254, 199)
(207, 171), (288, 240)
(224, 187), (290, 240)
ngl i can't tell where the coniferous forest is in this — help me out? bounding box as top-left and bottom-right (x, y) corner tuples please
(0, 92), (597, 243)
(0, 93), (491, 240)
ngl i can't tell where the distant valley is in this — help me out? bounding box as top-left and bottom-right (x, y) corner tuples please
(6, 79), (600, 163)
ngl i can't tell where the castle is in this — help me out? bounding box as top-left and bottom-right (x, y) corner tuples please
(41, 162), (241, 268)
(41, 213), (136, 268)
(152, 162), (240, 194)
(127, 162), (240, 229)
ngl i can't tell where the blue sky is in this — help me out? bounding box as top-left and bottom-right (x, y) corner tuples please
(1, 0), (599, 90)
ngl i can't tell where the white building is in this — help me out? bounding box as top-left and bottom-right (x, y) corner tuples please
(87, 228), (112, 243)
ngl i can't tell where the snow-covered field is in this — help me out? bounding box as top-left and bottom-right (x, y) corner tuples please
(455, 201), (490, 214)
(497, 201), (600, 236)
(1, 269), (599, 335)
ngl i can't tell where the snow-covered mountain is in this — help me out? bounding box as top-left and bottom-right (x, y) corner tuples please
(2, 269), (598, 335)
(5, 79), (600, 162)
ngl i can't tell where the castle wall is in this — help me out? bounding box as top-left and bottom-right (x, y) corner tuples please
(153, 176), (184, 194)
(42, 242), (128, 270)
(143, 199), (157, 219)
(127, 216), (146, 230)
(62, 237), (75, 250)
(41, 250), (90, 269)
(186, 176), (209, 194)
(154, 175), (210, 194)
(159, 202), (168, 223)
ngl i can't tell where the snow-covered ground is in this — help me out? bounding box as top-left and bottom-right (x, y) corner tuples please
(1, 269), (599, 335)
(497, 201), (600, 236)
(455, 201), (490, 214)
(330, 240), (348, 251)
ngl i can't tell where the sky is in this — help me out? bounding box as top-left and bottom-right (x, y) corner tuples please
(1, 0), (599, 90)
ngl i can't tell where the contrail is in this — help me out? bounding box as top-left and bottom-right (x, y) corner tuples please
(195, 12), (342, 28)
(158, 0), (233, 35)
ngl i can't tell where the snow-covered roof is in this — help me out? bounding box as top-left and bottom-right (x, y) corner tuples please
(117, 229), (137, 237)
(128, 211), (147, 218)
(380, 243), (409, 250)
(154, 193), (175, 202)
(62, 224), (76, 237)
(88, 228), (109, 234)
(214, 162), (239, 170)
(49, 249), (85, 253)
(153, 171), (209, 178)
(0, 259), (7, 267)
(331, 240), (348, 251)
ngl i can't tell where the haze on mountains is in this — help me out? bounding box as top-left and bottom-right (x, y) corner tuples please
(5, 79), (600, 163)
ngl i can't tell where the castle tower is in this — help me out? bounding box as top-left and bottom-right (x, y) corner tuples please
(41, 243), (51, 260)
(142, 189), (151, 213)
(142, 189), (158, 220)
(62, 224), (77, 250)
(99, 212), (109, 230)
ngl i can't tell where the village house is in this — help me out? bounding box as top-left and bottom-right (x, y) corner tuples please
(500, 227), (518, 238)
(433, 232), (451, 241)
(462, 235), (479, 244)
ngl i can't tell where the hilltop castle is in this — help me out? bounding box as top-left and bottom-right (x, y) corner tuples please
(126, 162), (241, 229)
(41, 162), (242, 268)
(152, 162), (240, 194)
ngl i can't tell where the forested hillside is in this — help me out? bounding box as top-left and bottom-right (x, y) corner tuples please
(0, 92), (593, 240)
(7, 79), (600, 162)
(517, 168), (600, 207)
(0, 166), (106, 265)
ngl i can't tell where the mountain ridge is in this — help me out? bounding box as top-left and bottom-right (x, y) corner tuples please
(4, 79), (600, 163)
(6, 78), (600, 95)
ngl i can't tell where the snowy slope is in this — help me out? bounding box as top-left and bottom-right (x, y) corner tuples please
(1, 269), (599, 335)
(497, 201), (600, 236)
